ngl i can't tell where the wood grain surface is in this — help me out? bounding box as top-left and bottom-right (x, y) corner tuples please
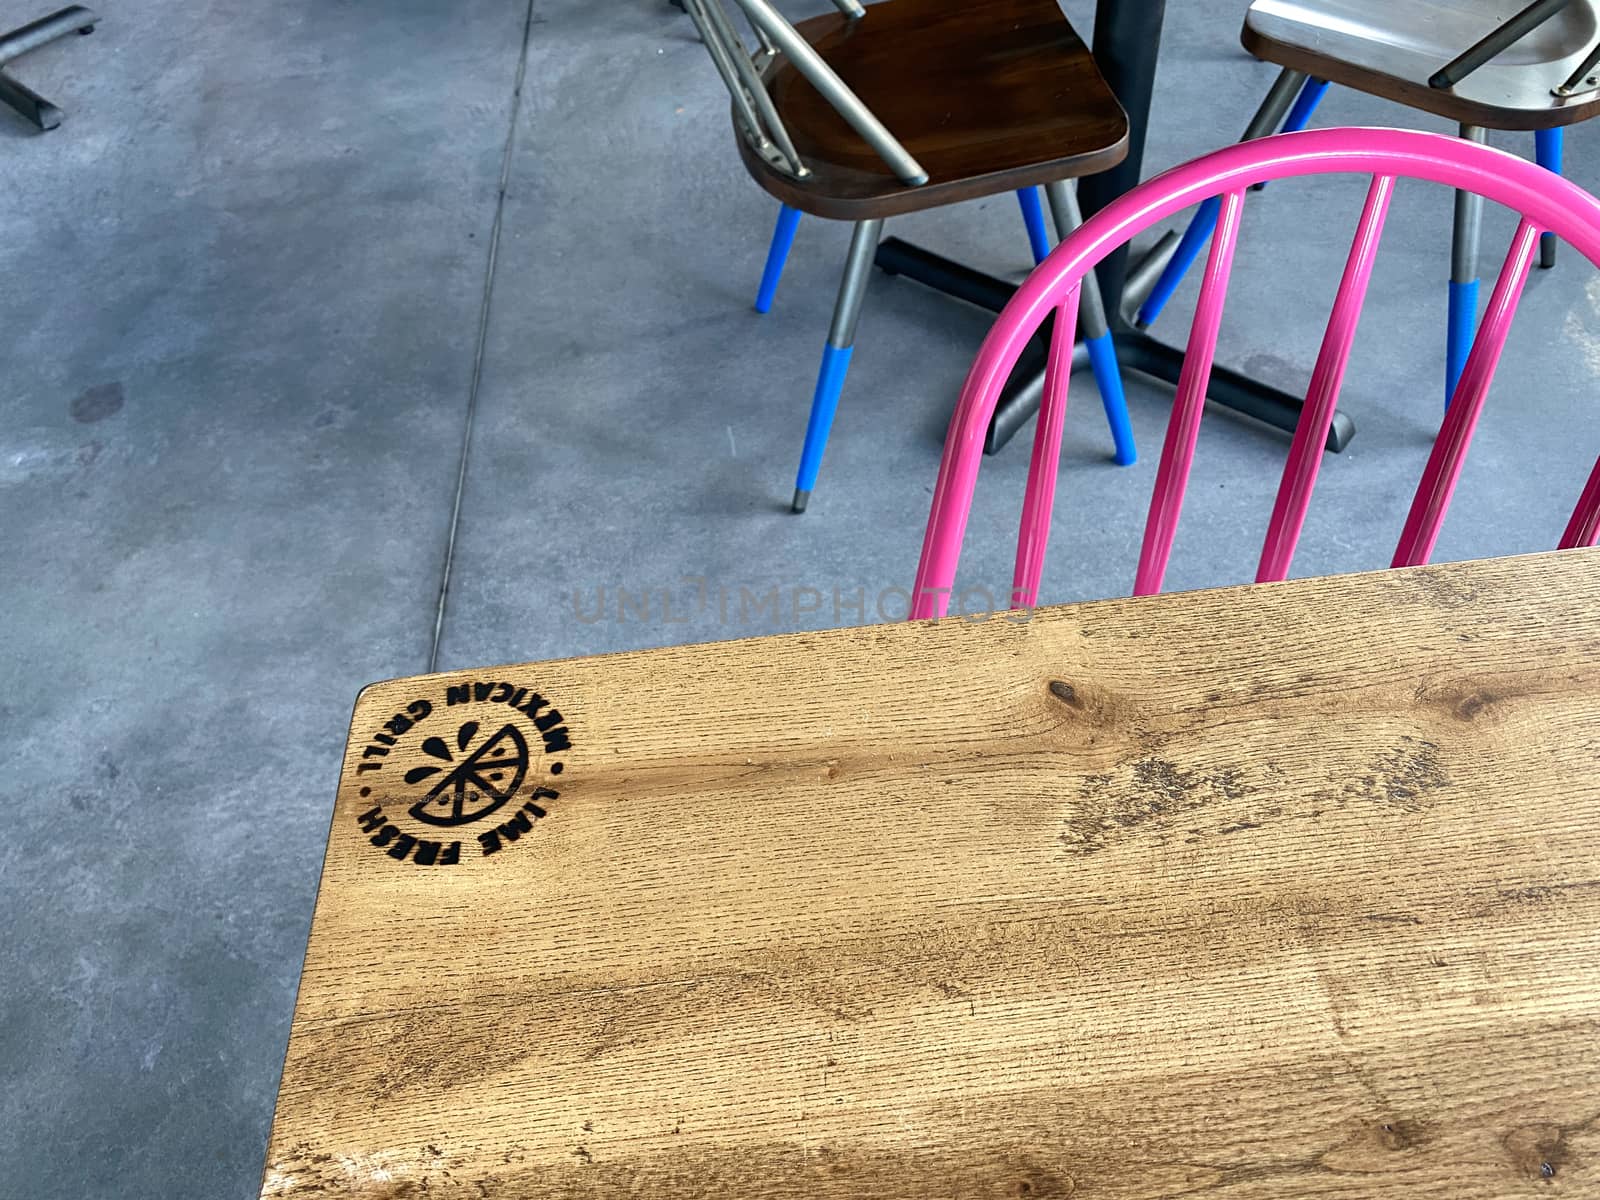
(261, 551), (1600, 1198)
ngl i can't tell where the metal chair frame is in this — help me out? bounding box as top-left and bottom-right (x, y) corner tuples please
(681, 0), (927, 186)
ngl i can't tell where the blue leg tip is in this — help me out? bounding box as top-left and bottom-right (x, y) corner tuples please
(793, 342), (854, 499)
(755, 205), (803, 314)
(1086, 333), (1136, 466)
(1280, 77), (1330, 134)
(1446, 278), (1479, 410)
(1017, 187), (1052, 266)
(1255, 78), (1330, 193)
(1136, 195), (1222, 329)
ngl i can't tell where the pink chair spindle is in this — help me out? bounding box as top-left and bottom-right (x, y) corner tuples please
(1392, 218), (1542, 568)
(1013, 286), (1083, 609)
(1257, 174), (1395, 583)
(1133, 189), (1246, 597)
(1559, 456), (1600, 548)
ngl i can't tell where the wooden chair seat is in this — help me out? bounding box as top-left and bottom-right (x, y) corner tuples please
(737, 0), (1129, 221)
(1244, 0), (1600, 130)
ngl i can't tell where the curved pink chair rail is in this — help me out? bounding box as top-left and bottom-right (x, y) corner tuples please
(911, 127), (1600, 620)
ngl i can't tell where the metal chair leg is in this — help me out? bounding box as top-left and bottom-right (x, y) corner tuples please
(1248, 75), (1330, 191)
(1447, 124), (1488, 409)
(1280, 77), (1329, 132)
(1535, 127), (1563, 268)
(0, 70), (59, 128)
(1044, 180), (1136, 466)
(1016, 187), (1052, 266)
(0, 6), (98, 131)
(754, 204), (802, 313)
(791, 218), (883, 513)
(1136, 67), (1306, 327)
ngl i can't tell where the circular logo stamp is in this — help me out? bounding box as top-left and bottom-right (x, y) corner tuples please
(350, 679), (572, 867)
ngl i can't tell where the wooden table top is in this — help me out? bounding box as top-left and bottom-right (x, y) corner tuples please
(261, 551), (1600, 1199)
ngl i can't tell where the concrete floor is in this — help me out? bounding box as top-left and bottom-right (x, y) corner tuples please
(3, 0), (1598, 1195)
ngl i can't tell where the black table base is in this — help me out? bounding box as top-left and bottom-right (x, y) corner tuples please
(875, 234), (1356, 457)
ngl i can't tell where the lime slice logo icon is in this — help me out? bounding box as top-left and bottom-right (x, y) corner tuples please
(402, 720), (529, 828)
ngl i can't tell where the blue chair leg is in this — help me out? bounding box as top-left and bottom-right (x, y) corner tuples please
(793, 345), (853, 512)
(1447, 124), (1487, 408)
(792, 219), (883, 512)
(1016, 186), (1052, 265)
(1251, 77), (1329, 192)
(1281, 76), (1329, 132)
(1446, 278), (1478, 409)
(1135, 195), (1220, 328)
(1043, 180), (1136, 465)
(754, 204), (802, 314)
(1086, 332), (1136, 466)
(1134, 68), (1312, 327)
(1536, 127), (1563, 268)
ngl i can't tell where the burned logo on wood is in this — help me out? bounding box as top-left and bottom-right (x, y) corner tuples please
(349, 680), (572, 867)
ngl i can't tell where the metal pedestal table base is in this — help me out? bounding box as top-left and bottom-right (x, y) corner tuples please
(875, 235), (1355, 456)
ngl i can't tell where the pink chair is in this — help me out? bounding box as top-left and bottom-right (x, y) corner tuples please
(911, 127), (1600, 620)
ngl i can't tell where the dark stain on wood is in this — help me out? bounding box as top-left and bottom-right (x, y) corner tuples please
(1504, 1122), (1569, 1179)
(1375, 1119), (1430, 1151)
(1498, 880), (1600, 905)
(1047, 680), (1080, 707)
(1415, 676), (1535, 724)
(1063, 757), (1251, 853)
(1041, 677), (1145, 752)
(1410, 569), (1481, 610)
(1135, 757), (1247, 805)
(1346, 737), (1449, 811)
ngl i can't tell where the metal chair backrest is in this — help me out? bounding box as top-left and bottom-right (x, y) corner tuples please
(683, 0), (928, 186)
(910, 127), (1600, 619)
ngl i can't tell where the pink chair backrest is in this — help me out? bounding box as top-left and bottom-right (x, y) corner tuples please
(910, 127), (1600, 620)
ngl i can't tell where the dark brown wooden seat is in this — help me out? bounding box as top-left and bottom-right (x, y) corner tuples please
(739, 0), (1129, 220)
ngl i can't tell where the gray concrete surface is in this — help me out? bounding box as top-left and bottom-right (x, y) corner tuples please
(3, 0), (1598, 1195)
